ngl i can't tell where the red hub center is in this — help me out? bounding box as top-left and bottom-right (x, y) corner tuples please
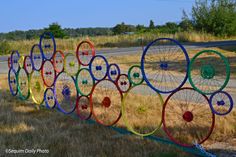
(102, 97), (111, 108)
(183, 111), (193, 122)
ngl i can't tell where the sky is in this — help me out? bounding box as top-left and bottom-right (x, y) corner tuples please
(0, 0), (196, 33)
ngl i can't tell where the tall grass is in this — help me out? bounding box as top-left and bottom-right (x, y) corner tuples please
(3, 32), (236, 55)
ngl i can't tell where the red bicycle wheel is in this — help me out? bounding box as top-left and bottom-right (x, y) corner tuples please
(162, 87), (215, 147)
(52, 50), (64, 73)
(41, 60), (56, 87)
(76, 96), (92, 120)
(76, 40), (95, 66)
(90, 79), (122, 126)
(23, 55), (33, 74)
(116, 74), (131, 93)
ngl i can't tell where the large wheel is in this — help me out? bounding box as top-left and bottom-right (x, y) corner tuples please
(188, 50), (230, 95)
(29, 71), (45, 105)
(90, 79), (122, 126)
(122, 84), (163, 136)
(8, 68), (18, 96)
(54, 72), (77, 114)
(30, 44), (44, 71)
(39, 32), (56, 60)
(141, 38), (189, 94)
(162, 87), (215, 147)
(17, 68), (30, 100)
(76, 68), (94, 96)
(76, 40), (95, 66)
(89, 55), (108, 81)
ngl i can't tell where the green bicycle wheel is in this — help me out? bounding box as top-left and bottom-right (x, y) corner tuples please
(122, 84), (163, 136)
(64, 52), (80, 76)
(17, 68), (30, 100)
(188, 50), (230, 95)
(128, 65), (144, 86)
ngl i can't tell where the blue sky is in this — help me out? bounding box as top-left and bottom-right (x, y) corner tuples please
(0, 0), (195, 33)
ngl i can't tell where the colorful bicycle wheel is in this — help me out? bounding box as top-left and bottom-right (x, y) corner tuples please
(54, 72), (77, 114)
(17, 68), (30, 100)
(209, 91), (234, 116)
(8, 68), (18, 96)
(41, 60), (56, 87)
(108, 63), (120, 82)
(122, 84), (163, 136)
(188, 50), (230, 95)
(141, 38), (189, 93)
(89, 55), (108, 81)
(52, 50), (64, 73)
(44, 88), (56, 109)
(39, 32), (56, 60)
(90, 79), (122, 126)
(162, 87), (215, 147)
(23, 55), (33, 74)
(18, 56), (25, 68)
(116, 74), (131, 93)
(76, 68), (94, 96)
(10, 50), (20, 72)
(76, 96), (92, 120)
(64, 52), (80, 76)
(29, 70), (45, 105)
(30, 44), (44, 71)
(76, 40), (95, 66)
(128, 65), (144, 85)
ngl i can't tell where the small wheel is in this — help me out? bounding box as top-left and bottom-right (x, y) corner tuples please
(76, 96), (92, 120)
(128, 65), (144, 85)
(116, 74), (131, 93)
(39, 32), (56, 60)
(90, 79), (122, 126)
(162, 87), (215, 147)
(54, 72), (77, 114)
(188, 50), (230, 95)
(41, 60), (56, 87)
(76, 40), (95, 66)
(89, 55), (108, 81)
(23, 55), (33, 74)
(122, 84), (163, 136)
(17, 68), (30, 100)
(64, 52), (80, 76)
(141, 38), (189, 93)
(8, 68), (18, 96)
(29, 71), (45, 105)
(52, 50), (64, 73)
(10, 50), (20, 72)
(209, 91), (234, 116)
(76, 68), (94, 96)
(30, 44), (44, 71)
(44, 88), (56, 109)
(108, 63), (120, 82)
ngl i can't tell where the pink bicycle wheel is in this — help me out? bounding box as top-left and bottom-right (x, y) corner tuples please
(52, 50), (64, 73)
(76, 40), (95, 66)
(76, 96), (92, 120)
(41, 60), (56, 87)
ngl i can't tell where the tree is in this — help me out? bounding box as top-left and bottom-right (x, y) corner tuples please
(179, 10), (193, 31)
(45, 23), (66, 38)
(191, 0), (236, 36)
(112, 22), (136, 34)
(149, 20), (155, 29)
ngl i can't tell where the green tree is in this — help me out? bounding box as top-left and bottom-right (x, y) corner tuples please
(179, 10), (193, 31)
(45, 23), (66, 38)
(112, 22), (136, 34)
(191, 0), (236, 36)
(0, 40), (11, 55)
(149, 20), (155, 29)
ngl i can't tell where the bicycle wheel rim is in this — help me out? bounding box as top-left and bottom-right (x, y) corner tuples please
(116, 74), (131, 93)
(44, 87), (56, 109)
(52, 50), (64, 73)
(30, 44), (44, 71)
(23, 55), (33, 74)
(76, 68), (94, 96)
(76, 95), (92, 120)
(108, 63), (120, 82)
(39, 32), (56, 60)
(128, 65), (144, 86)
(17, 68), (30, 100)
(76, 40), (95, 66)
(8, 68), (18, 96)
(64, 52), (80, 76)
(41, 60), (56, 87)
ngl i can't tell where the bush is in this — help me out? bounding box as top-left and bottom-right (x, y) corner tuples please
(0, 41), (11, 55)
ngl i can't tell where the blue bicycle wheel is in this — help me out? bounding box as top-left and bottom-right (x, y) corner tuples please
(39, 32), (56, 60)
(30, 44), (44, 71)
(209, 91), (234, 116)
(89, 55), (109, 81)
(8, 68), (18, 96)
(141, 38), (189, 94)
(10, 50), (20, 72)
(44, 88), (56, 109)
(108, 63), (120, 82)
(54, 72), (77, 114)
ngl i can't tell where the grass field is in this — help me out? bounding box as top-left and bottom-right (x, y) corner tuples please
(0, 45), (236, 156)
(2, 32), (236, 55)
